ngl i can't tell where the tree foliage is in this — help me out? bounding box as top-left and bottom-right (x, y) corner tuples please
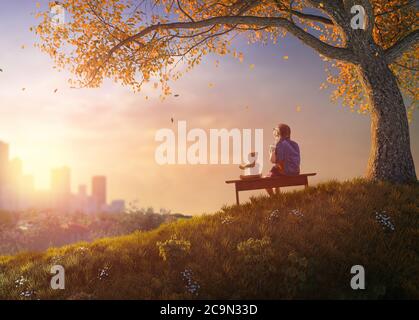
(35, 0), (417, 115)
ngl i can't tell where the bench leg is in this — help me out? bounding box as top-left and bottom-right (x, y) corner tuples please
(235, 188), (240, 205)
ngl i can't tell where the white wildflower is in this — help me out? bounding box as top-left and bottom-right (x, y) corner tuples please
(181, 268), (200, 296)
(15, 276), (28, 288)
(20, 290), (35, 298)
(221, 215), (234, 225)
(375, 211), (395, 232)
(289, 209), (304, 218)
(268, 209), (281, 222)
(98, 266), (111, 280)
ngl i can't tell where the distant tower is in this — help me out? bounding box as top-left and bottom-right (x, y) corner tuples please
(9, 158), (23, 211)
(0, 140), (9, 161)
(51, 166), (71, 211)
(0, 141), (9, 181)
(0, 141), (10, 210)
(92, 176), (107, 212)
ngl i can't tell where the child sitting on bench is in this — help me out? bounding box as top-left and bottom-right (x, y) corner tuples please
(266, 123), (301, 196)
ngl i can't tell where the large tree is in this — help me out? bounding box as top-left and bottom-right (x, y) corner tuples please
(35, 0), (418, 182)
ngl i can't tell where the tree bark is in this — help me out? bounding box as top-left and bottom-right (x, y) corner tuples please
(357, 51), (417, 183)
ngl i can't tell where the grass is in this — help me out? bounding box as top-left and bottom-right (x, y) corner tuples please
(0, 179), (418, 300)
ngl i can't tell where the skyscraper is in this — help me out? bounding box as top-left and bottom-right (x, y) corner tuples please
(0, 141), (10, 210)
(8, 158), (23, 210)
(92, 176), (107, 212)
(0, 141), (9, 180)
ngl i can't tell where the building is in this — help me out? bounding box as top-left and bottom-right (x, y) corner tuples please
(92, 176), (107, 212)
(107, 200), (125, 214)
(0, 142), (9, 210)
(51, 167), (71, 211)
(7, 158), (23, 210)
(0, 141), (9, 171)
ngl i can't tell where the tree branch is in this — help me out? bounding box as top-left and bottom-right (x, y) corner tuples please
(107, 16), (355, 62)
(273, 0), (333, 26)
(385, 29), (419, 63)
(289, 10), (334, 26)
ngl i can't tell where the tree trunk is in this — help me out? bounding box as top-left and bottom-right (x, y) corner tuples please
(357, 54), (417, 183)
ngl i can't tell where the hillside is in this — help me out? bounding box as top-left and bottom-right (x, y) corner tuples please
(0, 179), (418, 300)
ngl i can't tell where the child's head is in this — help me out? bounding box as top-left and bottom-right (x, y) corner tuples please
(273, 123), (291, 140)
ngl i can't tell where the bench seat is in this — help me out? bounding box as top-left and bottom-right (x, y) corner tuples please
(225, 173), (316, 205)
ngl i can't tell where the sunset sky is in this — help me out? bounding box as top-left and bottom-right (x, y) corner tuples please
(0, 0), (418, 214)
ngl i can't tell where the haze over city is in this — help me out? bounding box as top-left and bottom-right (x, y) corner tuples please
(0, 140), (125, 214)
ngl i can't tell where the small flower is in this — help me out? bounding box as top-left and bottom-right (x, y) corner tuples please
(221, 215), (234, 225)
(15, 276), (28, 288)
(20, 290), (35, 298)
(268, 209), (281, 222)
(98, 266), (111, 280)
(375, 211), (395, 232)
(289, 209), (304, 218)
(181, 268), (200, 296)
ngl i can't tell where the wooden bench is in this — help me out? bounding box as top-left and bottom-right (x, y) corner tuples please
(225, 173), (316, 205)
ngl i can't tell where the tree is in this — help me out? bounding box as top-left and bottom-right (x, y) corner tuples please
(35, 0), (418, 182)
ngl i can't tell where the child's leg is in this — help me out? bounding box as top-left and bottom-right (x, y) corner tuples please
(266, 188), (275, 197)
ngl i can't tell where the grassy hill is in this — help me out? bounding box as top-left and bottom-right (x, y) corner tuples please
(0, 179), (418, 300)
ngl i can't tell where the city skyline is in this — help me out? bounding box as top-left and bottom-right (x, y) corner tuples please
(0, 140), (125, 214)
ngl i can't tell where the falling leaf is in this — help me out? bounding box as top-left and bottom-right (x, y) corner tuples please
(0, 68), (3, 72)
(171, 117), (174, 124)
(296, 106), (302, 112)
(283, 56), (289, 60)
(174, 94), (180, 97)
(54, 89), (58, 93)
(36, 2), (41, 8)
(249, 64), (255, 70)
(208, 83), (214, 88)
(153, 82), (158, 89)
(22, 88), (26, 91)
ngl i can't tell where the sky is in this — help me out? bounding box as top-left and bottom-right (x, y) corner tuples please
(0, 0), (418, 214)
